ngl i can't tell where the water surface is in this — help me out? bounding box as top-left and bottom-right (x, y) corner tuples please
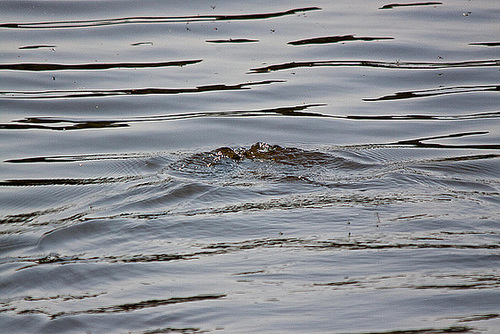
(1, 1), (499, 333)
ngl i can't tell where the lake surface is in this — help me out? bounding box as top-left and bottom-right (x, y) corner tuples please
(1, 1), (499, 333)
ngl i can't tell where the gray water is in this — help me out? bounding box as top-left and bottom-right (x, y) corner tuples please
(1, 1), (499, 333)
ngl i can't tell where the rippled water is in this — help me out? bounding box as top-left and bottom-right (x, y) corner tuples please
(1, 1), (499, 333)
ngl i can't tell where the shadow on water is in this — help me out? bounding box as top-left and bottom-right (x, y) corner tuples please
(249, 59), (500, 73)
(0, 59), (202, 71)
(288, 35), (394, 46)
(0, 80), (283, 99)
(0, 7), (320, 29)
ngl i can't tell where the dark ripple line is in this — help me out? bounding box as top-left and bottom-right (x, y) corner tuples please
(100, 190), (494, 220)
(0, 7), (320, 29)
(0, 59), (202, 71)
(206, 38), (259, 44)
(205, 238), (500, 251)
(364, 84), (500, 101)
(393, 131), (500, 150)
(16, 253), (198, 268)
(13, 236), (500, 272)
(0, 80), (283, 99)
(457, 314), (500, 322)
(341, 111), (500, 121)
(4, 131), (499, 167)
(414, 283), (499, 290)
(18, 45), (57, 50)
(22, 292), (106, 303)
(2, 106), (499, 133)
(314, 274), (500, 291)
(140, 327), (204, 334)
(249, 59), (500, 73)
(469, 42), (500, 47)
(17, 294), (226, 320)
(0, 176), (142, 187)
(130, 41), (153, 46)
(185, 193), (410, 216)
(4, 152), (156, 164)
(379, 2), (443, 9)
(1, 104), (323, 132)
(413, 153), (500, 164)
(288, 35), (394, 45)
(0, 121), (129, 131)
(339, 326), (472, 334)
(54, 294), (226, 317)
(0, 206), (69, 224)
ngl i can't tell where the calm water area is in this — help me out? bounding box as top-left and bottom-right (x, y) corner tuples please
(1, 1), (499, 333)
